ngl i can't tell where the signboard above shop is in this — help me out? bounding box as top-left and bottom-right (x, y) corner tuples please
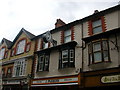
(32, 75), (79, 87)
(101, 74), (120, 83)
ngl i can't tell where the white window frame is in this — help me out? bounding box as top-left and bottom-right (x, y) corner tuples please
(0, 48), (5, 59)
(37, 54), (49, 71)
(16, 40), (26, 55)
(59, 49), (75, 69)
(43, 42), (48, 49)
(92, 19), (102, 34)
(64, 30), (71, 43)
(13, 58), (26, 77)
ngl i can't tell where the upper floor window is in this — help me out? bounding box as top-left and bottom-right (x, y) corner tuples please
(37, 54), (49, 72)
(88, 16), (106, 35)
(2, 68), (5, 77)
(7, 67), (13, 78)
(61, 27), (74, 44)
(88, 39), (110, 65)
(64, 30), (71, 43)
(16, 39), (26, 55)
(43, 42), (49, 49)
(0, 48), (5, 59)
(13, 58), (26, 77)
(92, 19), (102, 34)
(59, 48), (75, 69)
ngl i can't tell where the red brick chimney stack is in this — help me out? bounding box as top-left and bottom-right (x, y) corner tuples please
(55, 19), (66, 28)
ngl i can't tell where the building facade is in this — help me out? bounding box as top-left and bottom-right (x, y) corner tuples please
(0, 4), (120, 90)
(0, 28), (35, 90)
(30, 4), (120, 90)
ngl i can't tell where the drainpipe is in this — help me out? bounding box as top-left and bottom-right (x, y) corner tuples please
(81, 23), (84, 72)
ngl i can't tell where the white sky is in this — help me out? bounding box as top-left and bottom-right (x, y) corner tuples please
(0, 0), (119, 42)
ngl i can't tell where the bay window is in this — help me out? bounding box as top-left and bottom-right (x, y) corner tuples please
(88, 39), (110, 64)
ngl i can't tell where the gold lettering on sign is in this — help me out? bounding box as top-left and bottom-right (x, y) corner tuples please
(101, 74), (120, 83)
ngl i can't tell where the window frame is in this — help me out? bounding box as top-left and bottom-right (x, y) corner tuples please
(37, 53), (50, 72)
(64, 29), (71, 43)
(16, 39), (26, 55)
(59, 48), (75, 69)
(88, 39), (110, 65)
(92, 19), (102, 34)
(0, 47), (6, 60)
(88, 16), (106, 36)
(13, 58), (26, 77)
(25, 42), (31, 52)
(7, 66), (13, 78)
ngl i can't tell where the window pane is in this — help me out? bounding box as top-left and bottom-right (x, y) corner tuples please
(70, 49), (74, 62)
(64, 30), (71, 37)
(94, 52), (102, 62)
(103, 51), (109, 61)
(64, 30), (71, 43)
(0, 48), (5, 59)
(43, 42), (48, 49)
(93, 26), (102, 34)
(62, 50), (68, 58)
(92, 20), (101, 28)
(64, 36), (71, 43)
(93, 42), (101, 51)
(16, 40), (26, 54)
(89, 54), (93, 64)
(102, 41), (108, 50)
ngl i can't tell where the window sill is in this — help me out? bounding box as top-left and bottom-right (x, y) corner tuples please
(88, 61), (111, 69)
(58, 67), (75, 70)
(88, 61), (111, 66)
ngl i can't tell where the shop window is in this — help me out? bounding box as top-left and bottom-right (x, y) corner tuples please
(59, 48), (75, 69)
(37, 54), (49, 71)
(88, 39), (110, 64)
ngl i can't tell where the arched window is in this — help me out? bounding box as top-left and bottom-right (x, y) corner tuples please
(16, 39), (26, 55)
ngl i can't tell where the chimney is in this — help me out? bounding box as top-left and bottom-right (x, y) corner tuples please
(94, 10), (99, 14)
(55, 19), (66, 28)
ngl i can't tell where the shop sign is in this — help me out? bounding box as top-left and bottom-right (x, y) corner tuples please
(33, 77), (78, 84)
(3, 80), (20, 84)
(101, 74), (120, 83)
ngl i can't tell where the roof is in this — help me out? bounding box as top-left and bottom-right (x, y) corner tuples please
(10, 28), (35, 48)
(33, 4), (120, 40)
(0, 38), (12, 48)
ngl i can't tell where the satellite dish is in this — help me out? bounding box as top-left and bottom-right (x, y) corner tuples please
(45, 31), (52, 42)
(42, 31), (57, 46)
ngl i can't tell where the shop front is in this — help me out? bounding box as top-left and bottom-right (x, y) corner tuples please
(84, 67), (120, 90)
(2, 78), (29, 90)
(31, 74), (82, 90)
